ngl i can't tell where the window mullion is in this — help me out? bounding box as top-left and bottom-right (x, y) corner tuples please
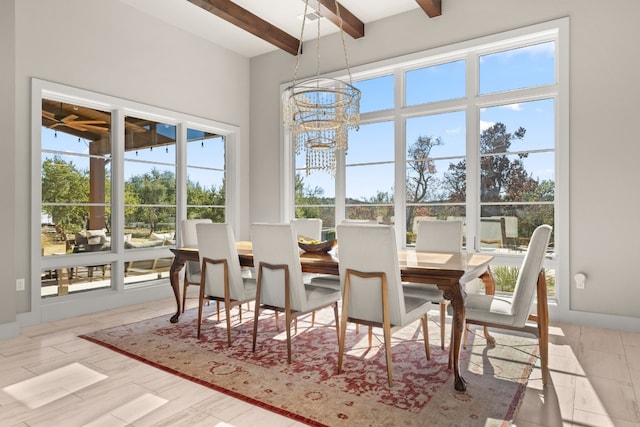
(466, 52), (480, 251)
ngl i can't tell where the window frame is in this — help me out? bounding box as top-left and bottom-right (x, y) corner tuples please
(284, 18), (569, 302)
(32, 79), (240, 304)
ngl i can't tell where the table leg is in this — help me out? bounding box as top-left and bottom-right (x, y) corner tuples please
(169, 255), (187, 323)
(439, 282), (467, 392)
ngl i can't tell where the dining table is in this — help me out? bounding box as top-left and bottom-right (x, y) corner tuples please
(169, 242), (494, 392)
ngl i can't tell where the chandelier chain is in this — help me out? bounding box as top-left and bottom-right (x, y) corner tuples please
(334, 0), (353, 84)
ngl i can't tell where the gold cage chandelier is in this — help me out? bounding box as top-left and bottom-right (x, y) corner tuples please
(282, 0), (361, 175)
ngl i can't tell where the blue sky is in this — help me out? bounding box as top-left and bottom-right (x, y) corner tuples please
(296, 41), (556, 200)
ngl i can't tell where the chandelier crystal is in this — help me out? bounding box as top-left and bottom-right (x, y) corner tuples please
(282, 0), (361, 175)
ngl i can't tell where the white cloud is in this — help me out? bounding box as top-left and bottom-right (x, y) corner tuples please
(499, 103), (522, 111)
(446, 128), (461, 134)
(480, 120), (494, 131)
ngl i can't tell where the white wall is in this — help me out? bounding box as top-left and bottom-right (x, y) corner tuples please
(8, 0), (251, 324)
(0, 0), (18, 334)
(249, 0), (640, 329)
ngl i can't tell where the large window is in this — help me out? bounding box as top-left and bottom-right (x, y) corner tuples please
(291, 20), (567, 298)
(36, 81), (238, 298)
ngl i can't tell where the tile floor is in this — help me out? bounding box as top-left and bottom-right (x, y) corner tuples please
(0, 296), (638, 426)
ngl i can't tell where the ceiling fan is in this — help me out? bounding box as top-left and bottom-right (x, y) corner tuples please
(42, 107), (108, 133)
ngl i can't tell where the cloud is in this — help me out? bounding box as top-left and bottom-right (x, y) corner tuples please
(480, 120), (494, 131)
(499, 103), (522, 111)
(446, 128), (461, 134)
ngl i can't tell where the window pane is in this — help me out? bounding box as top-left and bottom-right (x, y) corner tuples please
(345, 205), (394, 224)
(354, 74), (394, 113)
(406, 60), (466, 106)
(41, 264), (112, 298)
(186, 130), (225, 222)
(480, 204), (554, 251)
(479, 41), (555, 94)
(480, 99), (555, 153)
(406, 111), (467, 236)
(124, 116), (176, 248)
(41, 99), (112, 257)
(405, 206), (466, 245)
(124, 257), (173, 287)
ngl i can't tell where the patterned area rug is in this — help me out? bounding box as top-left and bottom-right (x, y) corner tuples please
(80, 306), (538, 426)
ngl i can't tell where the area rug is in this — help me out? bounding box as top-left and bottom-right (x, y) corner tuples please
(80, 307), (538, 426)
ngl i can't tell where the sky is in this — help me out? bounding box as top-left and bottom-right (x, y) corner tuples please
(296, 40), (556, 201)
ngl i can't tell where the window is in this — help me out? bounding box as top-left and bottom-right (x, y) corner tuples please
(290, 20), (567, 298)
(35, 80), (239, 298)
(186, 130), (226, 221)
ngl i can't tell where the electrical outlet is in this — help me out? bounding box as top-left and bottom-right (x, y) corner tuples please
(16, 278), (25, 291)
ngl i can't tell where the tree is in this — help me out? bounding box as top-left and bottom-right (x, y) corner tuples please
(405, 135), (443, 231)
(295, 173), (335, 226)
(186, 178), (226, 223)
(41, 156), (90, 233)
(125, 169), (176, 232)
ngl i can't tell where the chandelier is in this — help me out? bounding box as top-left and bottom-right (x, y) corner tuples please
(282, 0), (361, 175)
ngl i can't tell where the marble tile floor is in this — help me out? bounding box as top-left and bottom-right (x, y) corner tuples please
(0, 296), (638, 427)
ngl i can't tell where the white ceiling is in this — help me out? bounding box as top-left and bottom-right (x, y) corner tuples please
(118, 0), (423, 57)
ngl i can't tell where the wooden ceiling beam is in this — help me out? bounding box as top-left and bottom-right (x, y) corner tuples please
(187, 0), (301, 55)
(415, 0), (442, 18)
(317, 0), (365, 39)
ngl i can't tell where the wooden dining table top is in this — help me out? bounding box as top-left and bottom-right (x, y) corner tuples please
(173, 242), (493, 285)
(169, 242), (494, 392)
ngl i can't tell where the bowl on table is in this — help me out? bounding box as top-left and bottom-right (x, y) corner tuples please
(297, 239), (336, 253)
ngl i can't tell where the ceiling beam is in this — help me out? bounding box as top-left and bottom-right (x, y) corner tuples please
(317, 0), (365, 39)
(415, 0), (442, 18)
(187, 0), (301, 55)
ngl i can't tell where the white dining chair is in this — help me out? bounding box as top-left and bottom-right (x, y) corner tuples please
(464, 224), (552, 384)
(196, 223), (257, 345)
(291, 218), (322, 241)
(251, 223), (341, 363)
(403, 220), (462, 349)
(180, 218), (212, 313)
(292, 218), (341, 325)
(336, 223), (434, 387)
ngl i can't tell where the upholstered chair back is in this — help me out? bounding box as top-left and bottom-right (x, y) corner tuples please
(251, 223), (307, 312)
(415, 220), (463, 252)
(196, 223), (249, 302)
(510, 224), (552, 326)
(336, 224), (406, 326)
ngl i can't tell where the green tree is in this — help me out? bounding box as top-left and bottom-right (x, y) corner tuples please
(186, 178), (226, 223)
(125, 169), (176, 232)
(41, 156), (89, 233)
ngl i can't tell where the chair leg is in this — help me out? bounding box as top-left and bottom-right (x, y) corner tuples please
(332, 302), (340, 343)
(382, 320), (393, 387)
(285, 310), (293, 364)
(252, 281), (262, 353)
(216, 301), (220, 322)
(368, 326), (373, 348)
(421, 314), (430, 361)
(311, 311), (315, 326)
(225, 303), (232, 346)
(196, 289), (206, 339)
(440, 302), (447, 349)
